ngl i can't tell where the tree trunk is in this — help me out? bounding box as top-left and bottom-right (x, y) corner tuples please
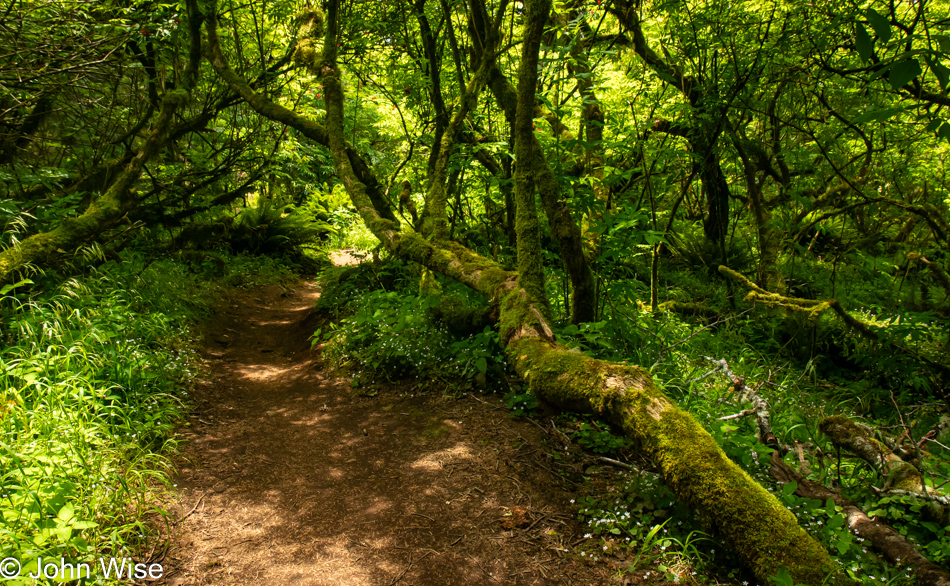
(698, 132), (731, 253)
(561, 9), (609, 258)
(512, 0), (550, 313)
(733, 134), (786, 294)
(476, 0), (596, 324)
(412, 0), (448, 183)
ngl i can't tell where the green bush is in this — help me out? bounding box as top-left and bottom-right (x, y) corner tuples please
(322, 288), (506, 390)
(229, 197), (334, 254)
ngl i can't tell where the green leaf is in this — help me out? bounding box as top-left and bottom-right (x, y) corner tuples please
(609, 527), (621, 535)
(57, 503), (75, 522)
(71, 520), (97, 529)
(855, 25), (874, 62)
(853, 106), (904, 123)
(929, 58), (950, 90)
(827, 513), (845, 529)
(936, 35), (950, 54)
(939, 123), (950, 140)
(771, 567), (794, 586)
(835, 537), (851, 555)
(55, 525), (73, 541)
(866, 9), (891, 44)
(475, 356), (488, 374)
(782, 481), (798, 497)
(0, 279), (33, 296)
(890, 58), (922, 88)
(926, 118), (943, 132)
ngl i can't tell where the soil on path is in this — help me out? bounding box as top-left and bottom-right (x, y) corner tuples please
(160, 278), (615, 585)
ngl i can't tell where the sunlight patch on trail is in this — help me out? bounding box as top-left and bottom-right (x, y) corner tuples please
(410, 443), (473, 470)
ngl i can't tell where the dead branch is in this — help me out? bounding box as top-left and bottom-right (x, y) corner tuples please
(701, 357), (783, 451)
(718, 265), (950, 377)
(771, 452), (950, 586)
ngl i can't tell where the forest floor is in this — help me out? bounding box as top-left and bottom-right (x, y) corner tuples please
(156, 267), (618, 585)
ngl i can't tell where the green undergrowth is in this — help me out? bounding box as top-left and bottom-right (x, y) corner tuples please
(313, 251), (947, 584)
(0, 249), (302, 585)
(315, 259), (507, 393)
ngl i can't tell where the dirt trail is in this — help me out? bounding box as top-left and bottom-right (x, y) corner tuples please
(160, 278), (613, 585)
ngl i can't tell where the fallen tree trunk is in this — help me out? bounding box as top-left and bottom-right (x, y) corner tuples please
(771, 452), (950, 586)
(499, 307), (846, 584)
(819, 415), (923, 493)
(719, 265), (950, 378)
(205, 3), (847, 582)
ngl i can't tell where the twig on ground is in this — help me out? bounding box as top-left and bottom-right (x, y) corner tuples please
(597, 456), (636, 470)
(389, 551), (432, 586)
(180, 492), (206, 522)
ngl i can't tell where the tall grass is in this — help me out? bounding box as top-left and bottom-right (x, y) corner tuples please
(0, 251), (281, 584)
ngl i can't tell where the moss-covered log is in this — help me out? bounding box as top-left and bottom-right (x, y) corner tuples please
(655, 300), (721, 319)
(720, 265), (950, 378)
(498, 300), (844, 583)
(819, 415), (923, 492)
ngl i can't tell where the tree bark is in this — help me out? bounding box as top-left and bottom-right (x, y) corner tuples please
(512, 0), (550, 313)
(819, 416), (923, 492)
(412, 0), (449, 183)
(732, 132), (786, 294)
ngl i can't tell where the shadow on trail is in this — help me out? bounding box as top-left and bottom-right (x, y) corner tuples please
(162, 281), (609, 586)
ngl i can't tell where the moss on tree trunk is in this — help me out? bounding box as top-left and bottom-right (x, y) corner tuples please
(512, 0), (551, 314)
(819, 415), (923, 492)
(478, 4), (596, 324)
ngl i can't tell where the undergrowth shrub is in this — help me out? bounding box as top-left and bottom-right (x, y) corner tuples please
(316, 261), (506, 391)
(229, 197), (333, 254)
(175, 197), (334, 256)
(322, 289), (505, 391)
(0, 249), (292, 585)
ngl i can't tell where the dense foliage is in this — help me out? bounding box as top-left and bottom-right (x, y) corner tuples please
(3, 0), (950, 582)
